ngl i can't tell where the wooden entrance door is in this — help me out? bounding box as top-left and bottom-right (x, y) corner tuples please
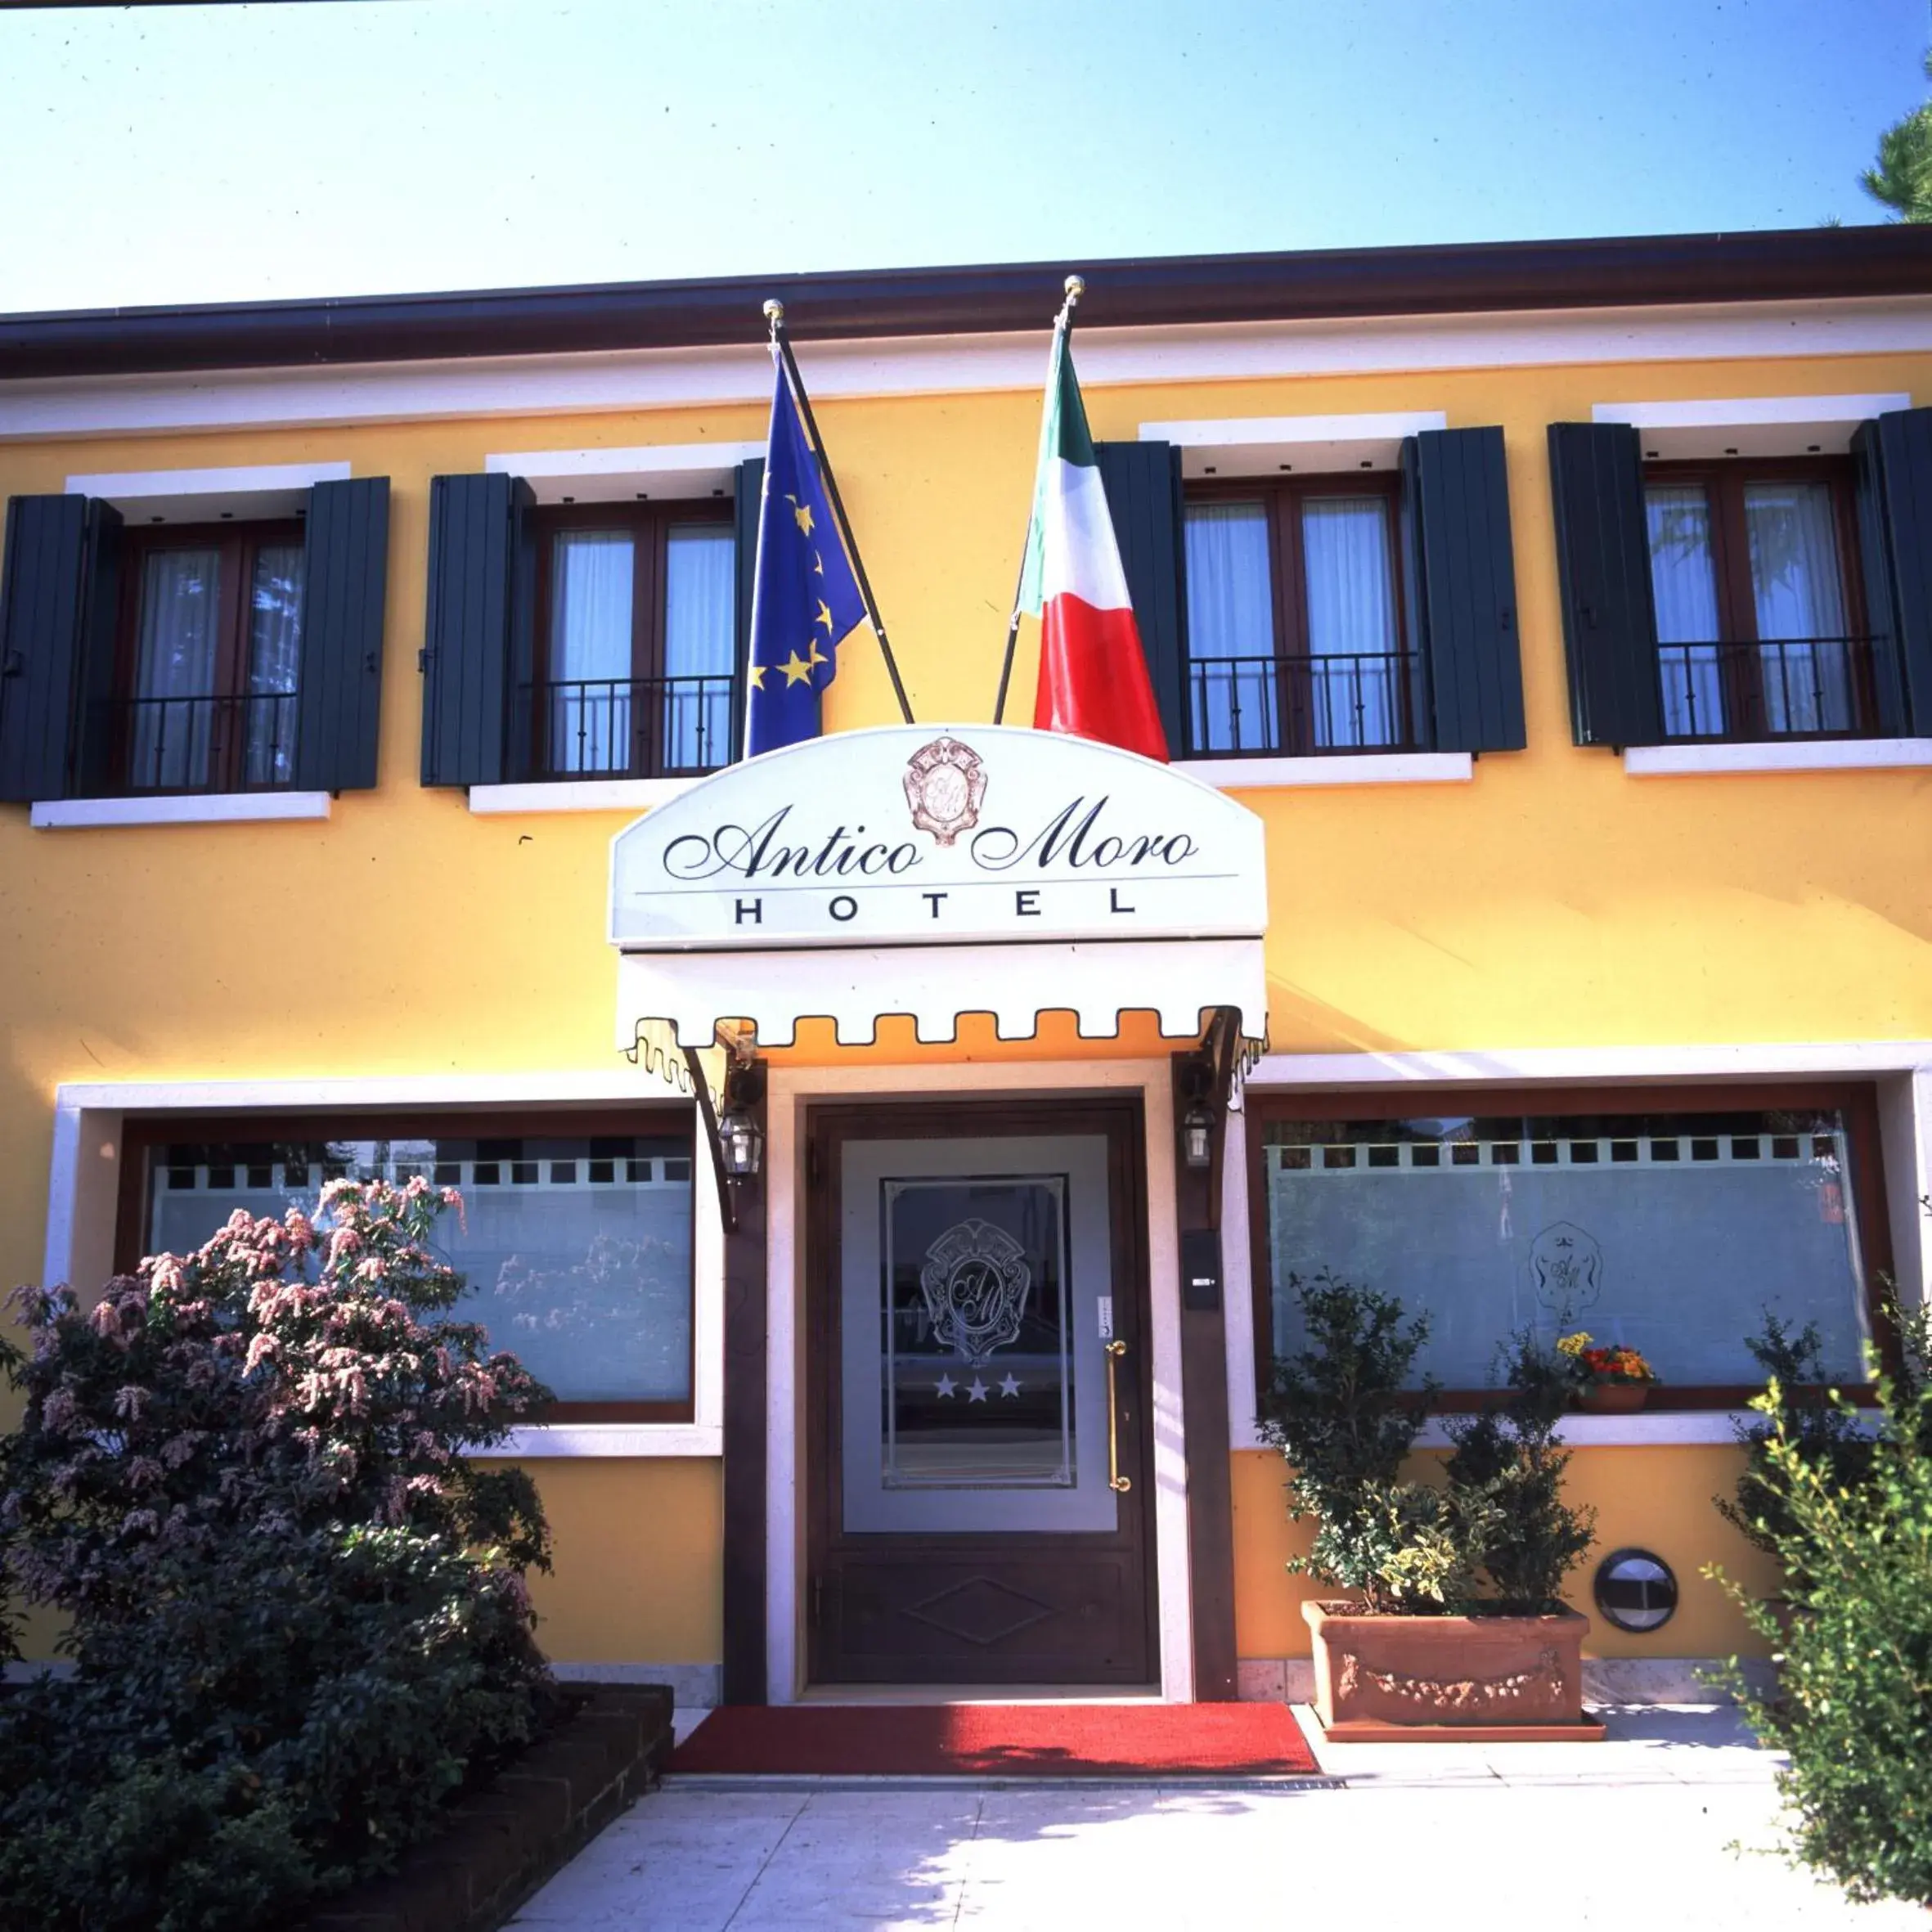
(805, 1099), (1158, 1686)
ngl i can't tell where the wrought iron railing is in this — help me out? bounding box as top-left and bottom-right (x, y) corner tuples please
(1185, 652), (1418, 757)
(518, 675), (737, 780)
(96, 690), (299, 794)
(1656, 637), (1880, 741)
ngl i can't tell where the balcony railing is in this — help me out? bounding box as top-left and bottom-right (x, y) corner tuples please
(94, 690), (299, 794)
(517, 675), (737, 780)
(1185, 652), (1418, 758)
(1657, 637), (1880, 742)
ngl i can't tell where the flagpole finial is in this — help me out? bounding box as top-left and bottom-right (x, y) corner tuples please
(1063, 274), (1085, 305)
(762, 299), (785, 332)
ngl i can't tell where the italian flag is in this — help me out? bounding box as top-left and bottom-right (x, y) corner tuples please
(1016, 327), (1170, 762)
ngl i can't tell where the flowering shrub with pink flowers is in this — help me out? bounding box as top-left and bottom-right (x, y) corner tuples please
(0, 1178), (559, 1932)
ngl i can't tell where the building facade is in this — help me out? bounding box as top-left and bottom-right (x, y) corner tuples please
(3, 228), (1930, 1704)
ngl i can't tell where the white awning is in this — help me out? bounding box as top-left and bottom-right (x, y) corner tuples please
(618, 935), (1268, 1062)
(609, 724), (1270, 1073)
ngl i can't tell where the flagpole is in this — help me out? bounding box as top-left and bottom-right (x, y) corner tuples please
(762, 300), (915, 727)
(992, 273), (1084, 726)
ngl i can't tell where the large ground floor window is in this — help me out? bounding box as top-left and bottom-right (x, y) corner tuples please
(1251, 1085), (1890, 1401)
(119, 1112), (695, 1420)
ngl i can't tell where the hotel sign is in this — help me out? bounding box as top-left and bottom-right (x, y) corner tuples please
(609, 725), (1266, 952)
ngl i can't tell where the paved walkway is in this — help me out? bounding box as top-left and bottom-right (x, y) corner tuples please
(507, 1707), (1923, 1930)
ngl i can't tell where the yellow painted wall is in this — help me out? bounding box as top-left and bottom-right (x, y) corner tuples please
(487, 1458), (724, 1665)
(2, 336), (1927, 1662)
(1233, 1446), (1786, 1659)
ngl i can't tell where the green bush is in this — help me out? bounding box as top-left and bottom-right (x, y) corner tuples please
(1256, 1271), (1462, 1611)
(0, 1177), (557, 1932)
(1257, 1274), (1593, 1616)
(1445, 1331), (1596, 1615)
(1718, 1311), (1877, 1567)
(1712, 1361), (1932, 1905)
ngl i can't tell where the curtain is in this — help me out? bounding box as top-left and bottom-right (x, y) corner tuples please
(1645, 485), (1723, 738)
(1745, 482), (1851, 733)
(549, 532), (635, 773)
(1266, 1119), (1868, 1387)
(133, 548), (221, 789)
(1301, 497), (1399, 748)
(663, 524), (736, 771)
(244, 543), (304, 787)
(1183, 503), (1275, 753)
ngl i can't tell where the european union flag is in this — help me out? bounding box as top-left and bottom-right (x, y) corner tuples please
(744, 367), (866, 756)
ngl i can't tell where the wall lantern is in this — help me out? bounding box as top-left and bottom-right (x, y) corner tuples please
(1593, 1548), (1678, 1633)
(1181, 1095), (1215, 1170)
(717, 1098), (764, 1179)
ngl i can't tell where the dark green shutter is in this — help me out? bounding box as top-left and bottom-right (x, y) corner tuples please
(734, 458), (763, 761)
(1095, 440), (1187, 756)
(1401, 428), (1525, 753)
(1851, 409), (1932, 736)
(0, 493), (120, 803)
(420, 473), (532, 786)
(294, 477), (390, 792)
(1546, 422), (1664, 748)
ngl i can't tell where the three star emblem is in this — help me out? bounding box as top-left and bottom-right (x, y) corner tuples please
(933, 1372), (1022, 1400)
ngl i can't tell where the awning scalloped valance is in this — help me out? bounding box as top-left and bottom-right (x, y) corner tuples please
(619, 937), (1268, 1071)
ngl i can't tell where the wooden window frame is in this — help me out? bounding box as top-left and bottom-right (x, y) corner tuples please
(115, 1107), (699, 1424)
(112, 519), (307, 795)
(1181, 474), (1413, 757)
(1641, 456), (1874, 740)
(1244, 1081), (1897, 1413)
(529, 499), (735, 780)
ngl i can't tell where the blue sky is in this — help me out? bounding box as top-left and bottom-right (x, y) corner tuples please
(0, 0), (1925, 314)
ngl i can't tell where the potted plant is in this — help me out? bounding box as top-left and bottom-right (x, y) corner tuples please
(1557, 1331), (1660, 1413)
(1259, 1274), (1599, 1739)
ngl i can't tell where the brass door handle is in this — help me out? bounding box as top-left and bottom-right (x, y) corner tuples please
(1104, 1338), (1131, 1493)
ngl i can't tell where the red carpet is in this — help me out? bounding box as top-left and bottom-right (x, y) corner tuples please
(669, 1701), (1319, 1778)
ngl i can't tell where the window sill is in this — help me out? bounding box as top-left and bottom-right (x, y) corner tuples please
(1624, 738), (1932, 778)
(468, 775), (705, 815)
(492, 1421), (721, 1458)
(1413, 1410), (1751, 1449)
(29, 792), (332, 829)
(1173, 751), (1473, 790)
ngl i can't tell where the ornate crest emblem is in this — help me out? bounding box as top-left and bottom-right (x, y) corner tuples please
(918, 1217), (1030, 1365)
(903, 735), (986, 846)
(1530, 1221), (1603, 1319)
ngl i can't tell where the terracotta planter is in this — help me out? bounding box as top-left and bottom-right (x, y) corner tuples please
(1303, 1599), (1598, 1740)
(1577, 1382), (1649, 1414)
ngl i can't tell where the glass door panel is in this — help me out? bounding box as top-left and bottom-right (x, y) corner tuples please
(840, 1134), (1119, 1536)
(881, 1175), (1075, 1490)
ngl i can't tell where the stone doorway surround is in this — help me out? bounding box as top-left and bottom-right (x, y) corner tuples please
(761, 1058), (1195, 1705)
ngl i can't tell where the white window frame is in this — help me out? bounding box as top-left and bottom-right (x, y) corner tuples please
(483, 442), (762, 505)
(32, 462), (357, 829)
(1591, 393), (1911, 461)
(1222, 1042), (1932, 1451)
(43, 1072), (722, 1458)
(465, 443), (757, 815)
(1145, 411), (1471, 789)
(1590, 393), (1920, 777)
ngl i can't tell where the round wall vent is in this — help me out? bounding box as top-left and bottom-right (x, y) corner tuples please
(1593, 1548), (1678, 1633)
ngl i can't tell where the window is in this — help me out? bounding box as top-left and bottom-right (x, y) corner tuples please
(1182, 479), (1415, 757)
(526, 502), (737, 780)
(111, 523), (305, 793)
(1251, 1088), (1889, 1400)
(1642, 461), (1873, 741)
(120, 1115), (696, 1419)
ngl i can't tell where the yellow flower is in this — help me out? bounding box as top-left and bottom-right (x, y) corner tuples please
(1556, 1332), (1591, 1358)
